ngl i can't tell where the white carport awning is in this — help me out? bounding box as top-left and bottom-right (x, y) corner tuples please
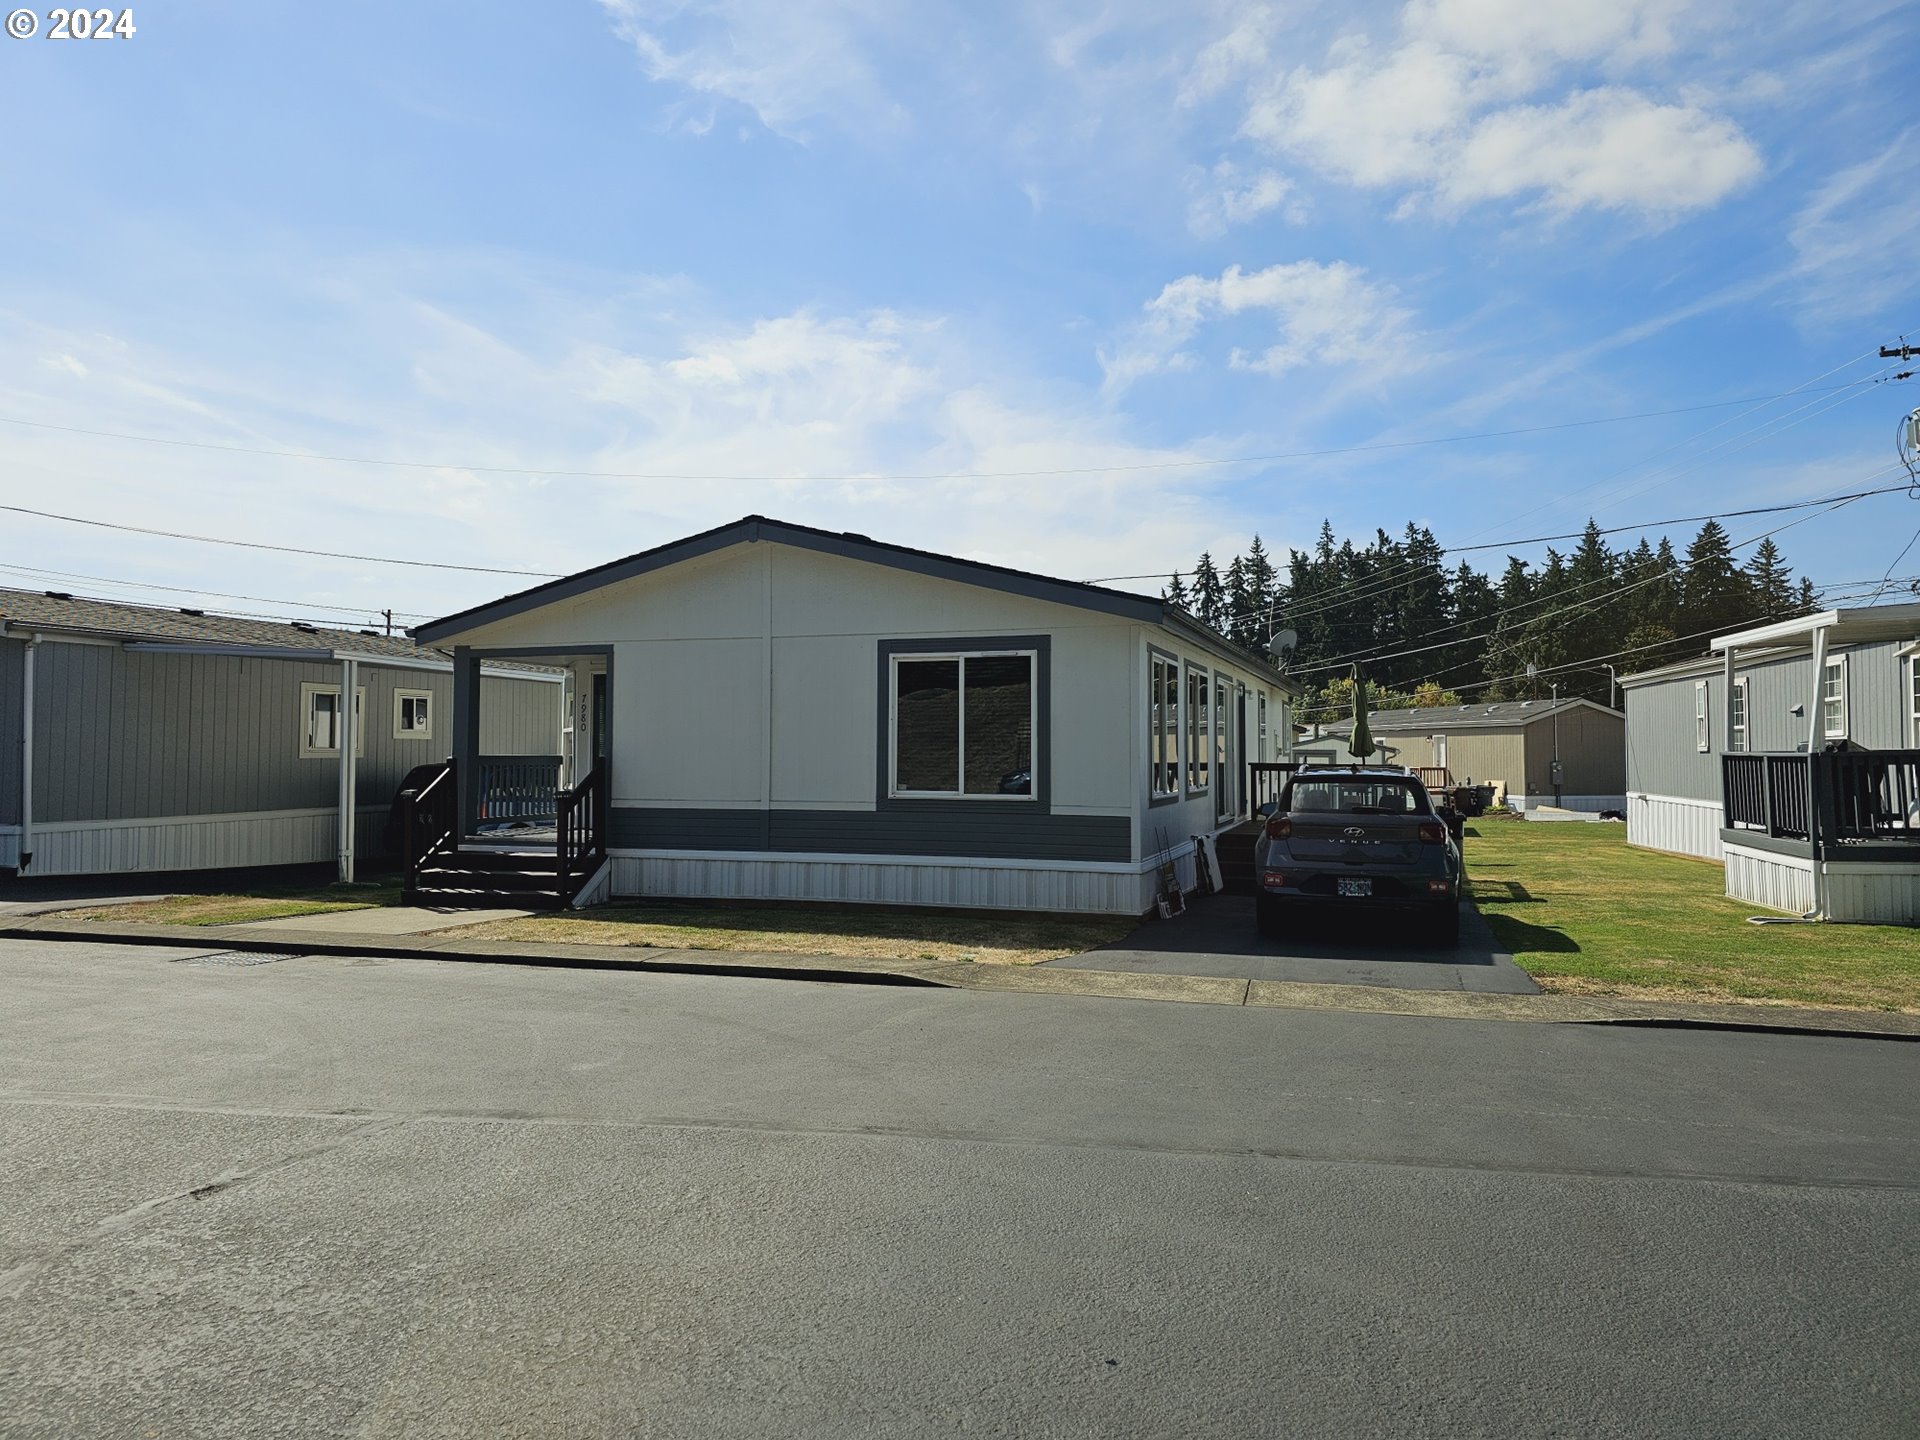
(1712, 602), (1920, 653)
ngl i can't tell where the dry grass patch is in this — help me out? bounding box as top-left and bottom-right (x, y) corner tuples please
(64, 881), (402, 929)
(1466, 822), (1920, 1012)
(444, 903), (1133, 966)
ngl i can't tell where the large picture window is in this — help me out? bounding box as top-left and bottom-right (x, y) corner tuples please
(890, 651), (1035, 798)
(1185, 663), (1211, 793)
(1149, 653), (1180, 799)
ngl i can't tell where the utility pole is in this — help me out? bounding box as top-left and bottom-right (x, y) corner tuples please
(382, 608), (393, 637)
(1882, 340), (1920, 361)
(1550, 681), (1564, 806)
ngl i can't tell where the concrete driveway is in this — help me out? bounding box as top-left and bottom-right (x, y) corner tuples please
(1050, 892), (1541, 994)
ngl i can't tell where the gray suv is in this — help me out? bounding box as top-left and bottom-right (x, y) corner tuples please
(1254, 766), (1462, 946)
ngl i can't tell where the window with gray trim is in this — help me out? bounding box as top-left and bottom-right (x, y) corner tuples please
(1185, 663), (1210, 793)
(890, 651), (1035, 798)
(1150, 653), (1180, 798)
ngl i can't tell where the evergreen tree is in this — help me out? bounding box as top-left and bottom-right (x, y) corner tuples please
(1744, 538), (1795, 615)
(1680, 521), (1747, 640)
(1163, 570), (1190, 611)
(1191, 552), (1225, 632)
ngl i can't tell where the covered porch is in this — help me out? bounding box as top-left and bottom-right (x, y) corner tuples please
(397, 645), (612, 910)
(1713, 605), (1920, 923)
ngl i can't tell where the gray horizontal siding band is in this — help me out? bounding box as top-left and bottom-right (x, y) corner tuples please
(610, 806), (1131, 862)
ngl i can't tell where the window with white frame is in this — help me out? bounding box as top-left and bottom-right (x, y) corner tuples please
(1149, 653), (1180, 799)
(1185, 663), (1210, 793)
(1728, 676), (1748, 753)
(1694, 680), (1709, 752)
(1213, 676), (1230, 818)
(300, 683), (365, 758)
(393, 688), (433, 740)
(890, 651), (1035, 798)
(1821, 655), (1848, 740)
(1910, 656), (1920, 745)
(1256, 693), (1268, 761)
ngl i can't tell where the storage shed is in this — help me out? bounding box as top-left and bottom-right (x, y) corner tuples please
(1315, 699), (1625, 811)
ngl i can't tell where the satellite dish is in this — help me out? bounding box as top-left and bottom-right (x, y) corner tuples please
(1266, 628), (1298, 662)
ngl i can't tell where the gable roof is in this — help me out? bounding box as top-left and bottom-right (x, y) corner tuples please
(411, 514), (1296, 688)
(1317, 697), (1620, 735)
(0, 586), (450, 661)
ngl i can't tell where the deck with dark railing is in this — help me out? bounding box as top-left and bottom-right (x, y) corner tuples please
(1722, 750), (1920, 852)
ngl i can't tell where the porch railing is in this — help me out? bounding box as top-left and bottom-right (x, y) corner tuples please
(1722, 750), (1920, 847)
(1248, 762), (1298, 814)
(476, 754), (563, 824)
(557, 758), (610, 902)
(400, 761), (457, 903)
(1820, 749), (1920, 843)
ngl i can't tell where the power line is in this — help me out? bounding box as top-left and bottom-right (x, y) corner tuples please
(0, 560), (432, 620)
(1287, 493), (1868, 679)
(0, 382), (1888, 483)
(1080, 476), (1917, 586)
(0, 504), (564, 578)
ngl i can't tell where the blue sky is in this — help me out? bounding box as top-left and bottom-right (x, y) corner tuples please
(1, 0), (1916, 635)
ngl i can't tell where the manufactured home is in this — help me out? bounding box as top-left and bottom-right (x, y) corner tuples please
(1315, 700), (1625, 812)
(405, 516), (1298, 916)
(0, 589), (562, 879)
(1622, 602), (1920, 923)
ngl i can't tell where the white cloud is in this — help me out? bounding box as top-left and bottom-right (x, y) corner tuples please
(1445, 88), (1762, 214)
(594, 0), (909, 140)
(1230, 0), (1762, 218)
(1104, 260), (1416, 392)
(1787, 130), (1920, 320)
(1187, 161), (1303, 237)
(0, 251), (1262, 620)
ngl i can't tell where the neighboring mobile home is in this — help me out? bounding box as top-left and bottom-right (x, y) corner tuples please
(0, 590), (563, 878)
(407, 516), (1298, 916)
(1310, 700), (1625, 811)
(1621, 601), (1920, 923)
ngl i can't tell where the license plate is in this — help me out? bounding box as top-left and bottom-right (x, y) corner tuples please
(1337, 878), (1373, 897)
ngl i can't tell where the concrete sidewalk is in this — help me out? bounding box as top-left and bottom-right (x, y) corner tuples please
(2, 912), (1916, 1040)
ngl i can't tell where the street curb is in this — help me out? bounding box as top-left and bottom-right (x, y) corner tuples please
(5, 917), (1917, 1040)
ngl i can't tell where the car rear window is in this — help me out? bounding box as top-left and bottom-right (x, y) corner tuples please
(1286, 779), (1422, 814)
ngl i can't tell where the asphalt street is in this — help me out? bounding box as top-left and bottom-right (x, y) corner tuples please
(1, 936), (1915, 1438)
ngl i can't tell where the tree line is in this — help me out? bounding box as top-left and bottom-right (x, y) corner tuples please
(1164, 519), (1819, 723)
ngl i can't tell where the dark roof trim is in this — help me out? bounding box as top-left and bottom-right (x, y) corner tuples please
(412, 514), (1294, 689)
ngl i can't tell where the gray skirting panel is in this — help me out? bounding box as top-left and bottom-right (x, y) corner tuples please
(610, 806), (1132, 862)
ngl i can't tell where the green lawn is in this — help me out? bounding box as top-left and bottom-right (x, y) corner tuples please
(1466, 820), (1920, 1011)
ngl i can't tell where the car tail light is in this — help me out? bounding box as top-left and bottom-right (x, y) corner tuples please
(1418, 821), (1446, 844)
(1427, 878), (1452, 894)
(1267, 816), (1292, 840)
(1262, 870), (1287, 888)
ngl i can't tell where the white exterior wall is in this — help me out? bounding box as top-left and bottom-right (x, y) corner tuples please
(1724, 843), (1814, 915)
(1626, 792), (1725, 861)
(9, 805), (388, 878)
(429, 540), (1289, 914)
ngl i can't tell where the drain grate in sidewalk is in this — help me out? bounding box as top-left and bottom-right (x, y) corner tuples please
(181, 950), (306, 967)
